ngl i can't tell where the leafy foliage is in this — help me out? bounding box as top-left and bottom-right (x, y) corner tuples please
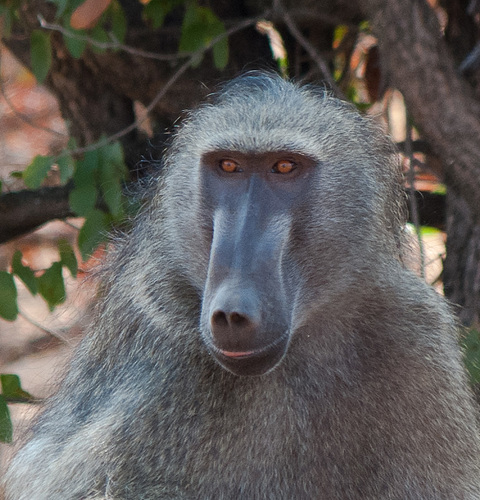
(0, 247), (78, 320)
(77, 209), (110, 259)
(0, 2), (20, 38)
(143, 0), (184, 29)
(97, 141), (128, 219)
(63, 27), (88, 58)
(462, 328), (480, 388)
(0, 272), (18, 321)
(0, 396), (12, 443)
(0, 139), (126, 318)
(30, 30), (52, 83)
(179, 3), (228, 69)
(67, 142), (128, 258)
(17, 140), (127, 266)
(0, 375), (34, 443)
(37, 262), (66, 311)
(58, 239), (78, 277)
(12, 251), (37, 295)
(57, 154), (75, 184)
(22, 155), (54, 189)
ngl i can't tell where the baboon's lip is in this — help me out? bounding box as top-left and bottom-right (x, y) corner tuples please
(210, 332), (290, 362)
(218, 349), (256, 359)
(208, 333), (290, 376)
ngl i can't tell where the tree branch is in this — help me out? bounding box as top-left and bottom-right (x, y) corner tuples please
(281, 10), (345, 98)
(0, 185), (74, 243)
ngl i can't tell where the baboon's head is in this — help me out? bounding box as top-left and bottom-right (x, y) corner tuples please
(162, 72), (403, 376)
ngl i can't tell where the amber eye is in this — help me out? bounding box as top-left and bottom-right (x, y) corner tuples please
(219, 159), (239, 173)
(273, 160), (296, 174)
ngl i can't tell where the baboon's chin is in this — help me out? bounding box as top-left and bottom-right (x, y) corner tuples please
(210, 340), (288, 376)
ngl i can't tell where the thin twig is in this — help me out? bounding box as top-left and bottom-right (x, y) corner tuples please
(405, 113), (426, 279)
(0, 51), (67, 138)
(63, 58), (192, 158)
(281, 11), (345, 98)
(38, 14), (262, 63)
(424, 251), (445, 269)
(38, 14), (184, 62)
(62, 219), (81, 231)
(42, 15), (263, 159)
(0, 81), (67, 138)
(18, 309), (72, 344)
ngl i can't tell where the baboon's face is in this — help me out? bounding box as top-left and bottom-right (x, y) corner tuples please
(164, 76), (392, 377)
(198, 150), (316, 376)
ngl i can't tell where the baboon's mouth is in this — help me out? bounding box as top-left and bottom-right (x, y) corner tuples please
(218, 349), (256, 358)
(209, 335), (289, 376)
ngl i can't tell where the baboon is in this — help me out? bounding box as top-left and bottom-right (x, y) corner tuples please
(4, 72), (480, 499)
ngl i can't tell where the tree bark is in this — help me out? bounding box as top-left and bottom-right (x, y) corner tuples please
(357, 0), (480, 324)
(443, 190), (480, 325)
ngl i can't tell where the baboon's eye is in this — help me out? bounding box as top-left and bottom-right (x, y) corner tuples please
(219, 159), (240, 173)
(272, 160), (296, 174)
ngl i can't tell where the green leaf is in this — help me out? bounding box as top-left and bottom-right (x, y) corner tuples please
(69, 184), (97, 216)
(111, 2), (127, 43)
(38, 262), (66, 311)
(143, 1), (167, 29)
(23, 155), (54, 189)
(12, 251), (37, 295)
(1, 374), (33, 403)
(205, 14), (228, 70)
(58, 239), (78, 277)
(0, 6), (13, 38)
(432, 184), (446, 195)
(462, 328), (480, 386)
(99, 175), (123, 219)
(98, 142), (127, 219)
(100, 141), (124, 167)
(143, 0), (183, 29)
(179, 5), (207, 52)
(75, 149), (99, 185)
(63, 29), (87, 59)
(179, 5), (227, 68)
(333, 25), (348, 47)
(68, 136), (78, 150)
(78, 209), (110, 260)
(0, 395), (12, 443)
(0, 271), (18, 321)
(30, 30), (52, 83)
(212, 37), (228, 70)
(90, 25), (109, 54)
(57, 154), (75, 184)
(67, 0), (87, 10)
(69, 150), (99, 216)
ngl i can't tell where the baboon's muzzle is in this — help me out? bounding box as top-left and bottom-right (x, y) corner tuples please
(201, 177), (292, 376)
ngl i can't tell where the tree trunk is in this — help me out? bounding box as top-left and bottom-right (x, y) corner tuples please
(444, 191), (480, 326)
(357, 0), (480, 324)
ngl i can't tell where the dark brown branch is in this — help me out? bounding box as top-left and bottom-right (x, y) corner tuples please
(0, 185), (74, 243)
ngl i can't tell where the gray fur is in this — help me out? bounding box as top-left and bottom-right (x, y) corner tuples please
(4, 72), (480, 499)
